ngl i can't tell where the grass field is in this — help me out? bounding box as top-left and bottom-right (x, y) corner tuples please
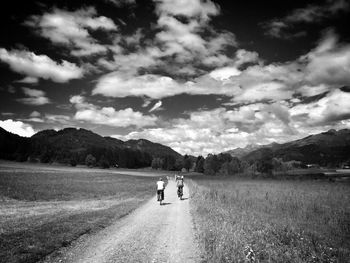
(189, 176), (350, 262)
(0, 161), (164, 263)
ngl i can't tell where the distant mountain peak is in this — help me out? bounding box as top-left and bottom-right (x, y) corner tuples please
(242, 129), (350, 166)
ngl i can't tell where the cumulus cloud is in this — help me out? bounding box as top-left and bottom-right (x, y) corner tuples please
(98, 47), (161, 74)
(95, 0), (242, 90)
(93, 71), (245, 99)
(70, 95), (157, 128)
(209, 67), (241, 81)
(0, 48), (84, 82)
(93, 73), (182, 98)
(291, 89), (350, 125)
(155, 0), (219, 21)
(263, 0), (349, 38)
(114, 87), (350, 155)
(0, 119), (36, 137)
(113, 103), (297, 155)
(16, 87), (50, 105)
(94, 29), (350, 110)
(302, 30), (350, 86)
(26, 7), (117, 56)
(154, 7), (236, 64)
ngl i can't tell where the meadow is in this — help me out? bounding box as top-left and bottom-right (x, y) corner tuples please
(189, 176), (350, 262)
(0, 161), (162, 263)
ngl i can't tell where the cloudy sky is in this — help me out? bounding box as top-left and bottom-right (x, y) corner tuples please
(0, 0), (350, 156)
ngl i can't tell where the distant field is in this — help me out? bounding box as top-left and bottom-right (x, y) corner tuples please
(0, 161), (166, 263)
(189, 176), (350, 262)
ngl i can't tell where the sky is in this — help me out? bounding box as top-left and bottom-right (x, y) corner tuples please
(0, 0), (350, 156)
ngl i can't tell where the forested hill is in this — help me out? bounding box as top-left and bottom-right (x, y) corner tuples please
(0, 127), (181, 168)
(241, 129), (350, 166)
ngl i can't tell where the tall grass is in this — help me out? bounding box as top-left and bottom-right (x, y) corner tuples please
(189, 177), (350, 262)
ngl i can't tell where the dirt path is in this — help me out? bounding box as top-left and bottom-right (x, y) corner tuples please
(43, 180), (200, 263)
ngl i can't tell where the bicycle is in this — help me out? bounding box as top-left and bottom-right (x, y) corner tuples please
(157, 189), (164, 205)
(177, 186), (183, 200)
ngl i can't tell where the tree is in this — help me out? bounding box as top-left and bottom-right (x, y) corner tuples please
(204, 154), (220, 175)
(70, 158), (77, 167)
(195, 156), (205, 173)
(256, 149), (273, 174)
(98, 155), (110, 168)
(40, 148), (53, 163)
(218, 157), (242, 175)
(217, 153), (232, 164)
(85, 154), (96, 167)
(151, 157), (163, 169)
(183, 155), (192, 171)
(230, 157), (242, 174)
(162, 155), (176, 170)
(174, 158), (184, 171)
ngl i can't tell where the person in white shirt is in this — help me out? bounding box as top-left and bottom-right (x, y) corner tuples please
(156, 178), (165, 204)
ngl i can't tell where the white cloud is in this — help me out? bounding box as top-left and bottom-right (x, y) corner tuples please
(17, 87), (50, 105)
(149, 101), (163, 112)
(0, 48), (84, 82)
(26, 7), (117, 56)
(291, 89), (350, 125)
(209, 66), (241, 81)
(114, 104), (296, 155)
(235, 49), (260, 66)
(98, 47), (161, 73)
(93, 71), (245, 99)
(94, 0), (239, 86)
(302, 30), (350, 86)
(151, 0), (237, 68)
(263, 0), (349, 38)
(156, 15), (206, 56)
(45, 114), (71, 124)
(233, 82), (293, 103)
(16, 76), (39, 84)
(297, 84), (330, 97)
(94, 30), (350, 107)
(93, 73), (182, 98)
(0, 119), (36, 137)
(70, 95), (157, 128)
(114, 89), (350, 156)
(155, 0), (219, 21)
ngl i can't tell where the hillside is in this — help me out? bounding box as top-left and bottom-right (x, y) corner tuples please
(124, 139), (181, 159)
(0, 127), (30, 161)
(242, 129), (350, 166)
(224, 144), (263, 158)
(0, 127), (182, 167)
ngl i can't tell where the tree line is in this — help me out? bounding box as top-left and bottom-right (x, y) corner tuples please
(192, 150), (305, 176)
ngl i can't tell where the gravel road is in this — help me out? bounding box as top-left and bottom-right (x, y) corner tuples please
(43, 179), (200, 263)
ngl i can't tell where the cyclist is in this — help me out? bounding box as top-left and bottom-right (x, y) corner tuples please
(156, 177), (165, 205)
(176, 175), (184, 199)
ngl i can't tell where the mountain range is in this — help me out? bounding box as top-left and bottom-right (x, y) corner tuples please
(1, 127), (350, 168)
(226, 129), (350, 166)
(0, 127), (181, 167)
